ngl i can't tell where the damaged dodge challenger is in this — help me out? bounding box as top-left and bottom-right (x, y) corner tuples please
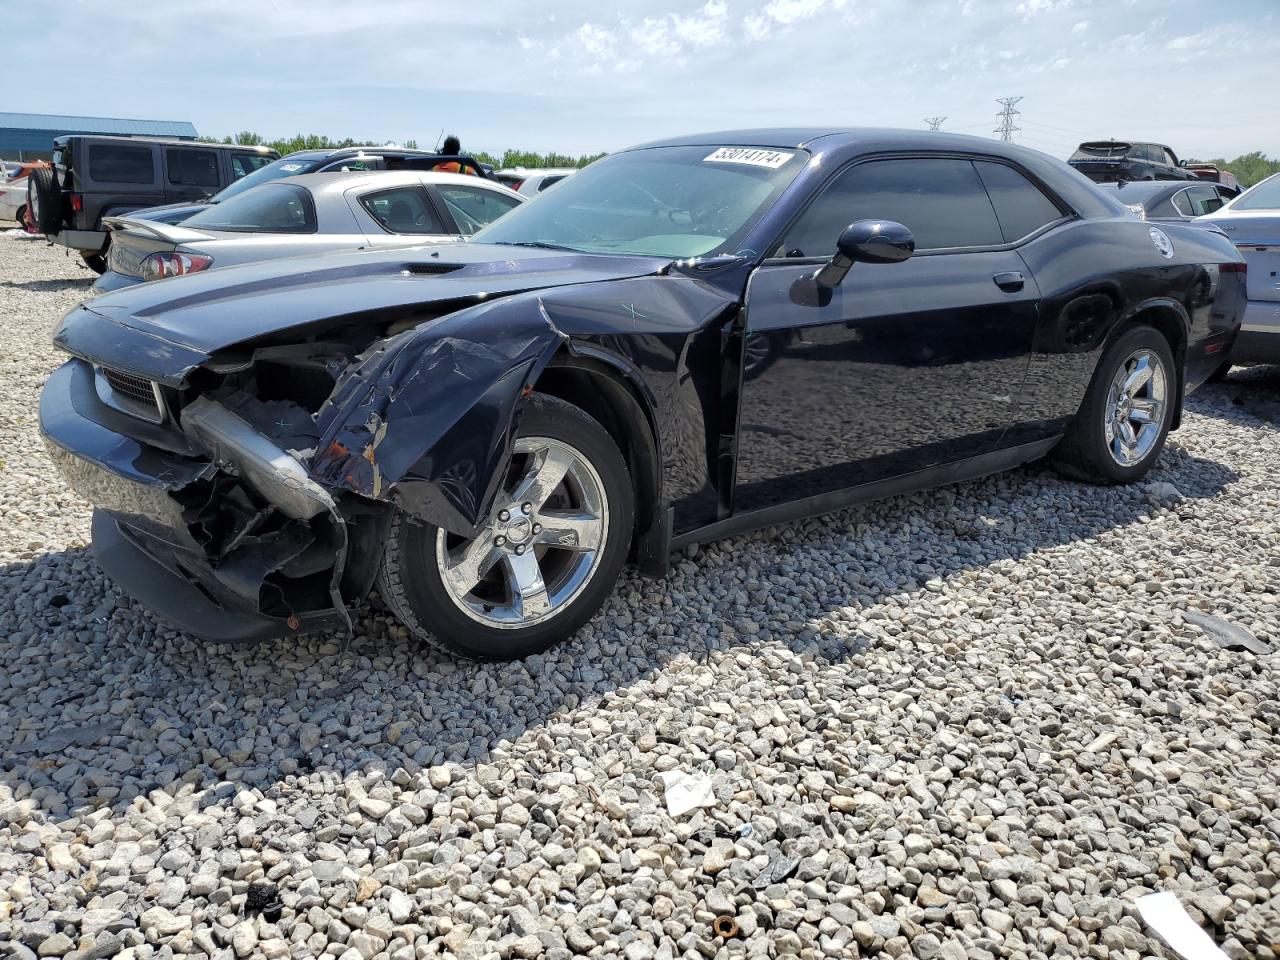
(41, 129), (1247, 660)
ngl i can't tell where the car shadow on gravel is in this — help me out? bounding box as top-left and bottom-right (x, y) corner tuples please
(1192, 365), (1280, 426)
(0, 444), (1239, 818)
(0, 276), (95, 293)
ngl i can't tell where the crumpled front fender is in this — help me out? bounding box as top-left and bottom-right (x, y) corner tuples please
(310, 297), (566, 537)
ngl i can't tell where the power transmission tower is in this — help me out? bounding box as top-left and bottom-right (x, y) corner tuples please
(924, 116), (947, 131)
(994, 97), (1023, 142)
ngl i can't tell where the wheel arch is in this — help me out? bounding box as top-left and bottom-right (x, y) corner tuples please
(1110, 297), (1189, 430)
(532, 345), (667, 575)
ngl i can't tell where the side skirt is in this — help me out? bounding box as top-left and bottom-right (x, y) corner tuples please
(669, 436), (1060, 552)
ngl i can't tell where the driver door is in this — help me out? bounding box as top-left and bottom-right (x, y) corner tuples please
(732, 156), (1043, 515)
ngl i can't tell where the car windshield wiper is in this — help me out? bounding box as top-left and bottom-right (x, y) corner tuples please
(492, 241), (582, 252)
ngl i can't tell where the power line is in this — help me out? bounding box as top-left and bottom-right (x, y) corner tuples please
(994, 96), (1023, 142)
(924, 116), (947, 131)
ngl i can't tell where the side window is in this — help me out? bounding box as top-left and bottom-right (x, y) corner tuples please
(1163, 149), (1180, 168)
(322, 158), (379, 172)
(1138, 145), (1160, 164)
(230, 153), (273, 180)
(973, 161), (1064, 242)
(437, 186), (522, 235)
(780, 158), (1003, 257)
(360, 187), (444, 234)
(1169, 190), (1193, 217)
(166, 148), (220, 188)
(538, 175), (566, 192)
(1185, 185), (1224, 215)
(88, 144), (154, 184)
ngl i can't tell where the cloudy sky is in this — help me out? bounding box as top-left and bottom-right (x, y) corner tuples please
(15, 0), (1280, 160)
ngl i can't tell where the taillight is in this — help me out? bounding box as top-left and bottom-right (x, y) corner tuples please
(510, 179), (524, 191)
(1220, 261), (1247, 274)
(70, 193), (83, 212)
(140, 252), (214, 281)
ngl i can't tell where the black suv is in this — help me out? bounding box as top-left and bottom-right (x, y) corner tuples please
(27, 136), (278, 272)
(121, 147), (493, 228)
(1067, 140), (1199, 184)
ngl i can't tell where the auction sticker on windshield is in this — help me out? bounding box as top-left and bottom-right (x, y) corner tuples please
(703, 147), (795, 169)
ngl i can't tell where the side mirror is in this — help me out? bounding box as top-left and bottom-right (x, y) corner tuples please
(814, 219), (915, 289)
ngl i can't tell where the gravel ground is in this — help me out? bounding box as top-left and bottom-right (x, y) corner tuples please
(0, 234), (1278, 960)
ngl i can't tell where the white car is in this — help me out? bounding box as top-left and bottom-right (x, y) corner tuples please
(0, 162), (45, 226)
(1199, 173), (1280, 368)
(494, 167), (577, 196)
(93, 169), (524, 293)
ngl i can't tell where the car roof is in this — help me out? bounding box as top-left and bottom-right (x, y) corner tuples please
(53, 134), (273, 151)
(280, 146), (440, 161)
(273, 169), (523, 197)
(626, 127), (1064, 162)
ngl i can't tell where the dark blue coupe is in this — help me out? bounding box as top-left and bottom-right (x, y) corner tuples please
(41, 129), (1247, 659)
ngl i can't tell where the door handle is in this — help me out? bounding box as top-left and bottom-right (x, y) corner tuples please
(993, 271), (1025, 293)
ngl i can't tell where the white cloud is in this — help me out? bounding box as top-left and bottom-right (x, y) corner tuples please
(1015, 0), (1074, 17)
(1072, 19), (1090, 32)
(571, 22), (618, 62)
(671, 0), (730, 47)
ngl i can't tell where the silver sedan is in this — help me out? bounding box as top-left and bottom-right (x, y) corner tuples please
(93, 170), (524, 293)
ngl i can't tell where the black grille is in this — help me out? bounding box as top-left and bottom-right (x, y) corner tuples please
(103, 368), (159, 411)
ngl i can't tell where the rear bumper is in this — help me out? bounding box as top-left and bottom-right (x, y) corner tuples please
(40, 357), (349, 643)
(51, 228), (107, 253)
(1232, 299), (1280, 364)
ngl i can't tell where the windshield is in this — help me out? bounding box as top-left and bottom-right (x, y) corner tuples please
(210, 155), (322, 203)
(1232, 174), (1280, 211)
(184, 183), (316, 233)
(473, 145), (808, 258)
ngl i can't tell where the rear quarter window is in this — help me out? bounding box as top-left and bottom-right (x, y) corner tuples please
(183, 183), (317, 233)
(88, 144), (155, 184)
(974, 161), (1065, 242)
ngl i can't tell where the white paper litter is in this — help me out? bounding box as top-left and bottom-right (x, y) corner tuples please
(1137, 892), (1229, 960)
(657, 770), (716, 817)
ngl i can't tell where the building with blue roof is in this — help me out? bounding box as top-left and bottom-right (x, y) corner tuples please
(0, 113), (198, 160)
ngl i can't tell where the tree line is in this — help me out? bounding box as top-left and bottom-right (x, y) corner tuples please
(1184, 151), (1280, 187)
(198, 131), (1280, 185)
(197, 131), (605, 169)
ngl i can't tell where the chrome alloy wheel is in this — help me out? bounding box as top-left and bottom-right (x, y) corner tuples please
(1104, 347), (1167, 467)
(434, 437), (609, 628)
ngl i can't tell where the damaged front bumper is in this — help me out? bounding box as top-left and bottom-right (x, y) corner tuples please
(40, 358), (362, 643)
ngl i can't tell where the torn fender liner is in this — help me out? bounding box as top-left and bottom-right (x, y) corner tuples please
(311, 298), (566, 536)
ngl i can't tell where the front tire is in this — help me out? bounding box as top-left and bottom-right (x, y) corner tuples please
(377, 393), (634, 660)
(1050, 325), (1176, 484)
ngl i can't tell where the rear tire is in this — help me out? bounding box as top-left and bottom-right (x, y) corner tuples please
(81, 251), (108, 274)
(1050, 325), (1176, 484)
(377, 393), (634, 660)
(14, 204), (25, 229)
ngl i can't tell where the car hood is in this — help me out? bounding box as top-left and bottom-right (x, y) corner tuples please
(54, 243), (673, 384)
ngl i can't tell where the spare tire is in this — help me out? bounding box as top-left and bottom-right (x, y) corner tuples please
(27, 167), (63, 235)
